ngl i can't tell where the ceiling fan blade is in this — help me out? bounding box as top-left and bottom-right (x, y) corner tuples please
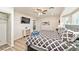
(42, 10), (47, 14)
(42, 10), (47, 13)
(37, 8), (42, 12)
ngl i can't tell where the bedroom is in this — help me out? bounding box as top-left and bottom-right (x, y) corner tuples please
(0, 7), (79, 51)
(13, 7), (64, 51)
(13, 7), (79, 51)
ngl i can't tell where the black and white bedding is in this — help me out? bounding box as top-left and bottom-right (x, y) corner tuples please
(26, 30), (77, 51)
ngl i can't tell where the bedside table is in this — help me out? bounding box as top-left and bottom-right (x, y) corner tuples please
(22, 29), (31, 37)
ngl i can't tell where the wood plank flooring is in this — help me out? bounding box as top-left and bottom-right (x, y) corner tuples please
(0, 44), (9, 51)
(5, 37), (27, 51)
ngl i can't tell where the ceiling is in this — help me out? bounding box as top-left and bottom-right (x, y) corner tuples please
(14, 7), (64, 19)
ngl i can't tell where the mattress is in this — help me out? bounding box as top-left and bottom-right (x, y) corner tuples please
(26, 30), (77, 51)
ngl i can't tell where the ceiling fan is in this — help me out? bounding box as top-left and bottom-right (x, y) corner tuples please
(34, 8), (47, 14)
(33, 7), (54, 16)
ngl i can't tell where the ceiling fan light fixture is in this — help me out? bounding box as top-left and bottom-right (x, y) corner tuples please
(34, 8), (48, 15)
(37, 12), (42, 16)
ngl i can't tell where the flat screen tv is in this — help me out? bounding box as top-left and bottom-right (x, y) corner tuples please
(21, 17), (30, 24)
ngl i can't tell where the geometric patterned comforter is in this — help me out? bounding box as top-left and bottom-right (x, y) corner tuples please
(26, 30), (77, 51)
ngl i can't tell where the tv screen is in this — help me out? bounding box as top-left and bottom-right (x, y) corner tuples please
(21, 17), (30, 24)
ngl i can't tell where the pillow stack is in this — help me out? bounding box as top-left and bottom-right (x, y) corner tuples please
(57, 27), (76, 42)
(61, 30), (76, 42)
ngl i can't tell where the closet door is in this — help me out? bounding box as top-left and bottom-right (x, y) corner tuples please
(0, 13), (8, 45)
(0, 20), (7, 45)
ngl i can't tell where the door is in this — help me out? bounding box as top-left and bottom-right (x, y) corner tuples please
(0, 20), (7, 45)
(0, 13), (8, 46)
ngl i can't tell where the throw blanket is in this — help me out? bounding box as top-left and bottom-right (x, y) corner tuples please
(26, 30), (77, 51)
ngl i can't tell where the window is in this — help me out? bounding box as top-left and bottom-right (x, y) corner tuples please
(62, 16), (71, 25)
(63, 10), (79, 25)
(72, 10), (79, 25)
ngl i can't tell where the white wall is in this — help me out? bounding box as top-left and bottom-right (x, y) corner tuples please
(0, 7), (14, 46)
(14, 12), (35, 40)
(36, 16), (60, 31)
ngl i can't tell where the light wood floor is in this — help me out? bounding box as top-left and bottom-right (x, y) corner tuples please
(0, 44), (9, 51)
(4, 37), (27, 51)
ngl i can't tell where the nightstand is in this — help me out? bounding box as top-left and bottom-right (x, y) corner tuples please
(22, 29), (30, 37)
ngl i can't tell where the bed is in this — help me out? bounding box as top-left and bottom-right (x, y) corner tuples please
(26, 30), (78, 51)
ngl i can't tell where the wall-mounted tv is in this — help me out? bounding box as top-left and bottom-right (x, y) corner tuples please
(21, 17), (30, 24)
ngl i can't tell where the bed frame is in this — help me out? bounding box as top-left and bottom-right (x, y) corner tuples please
(27, 46), (37, 51)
